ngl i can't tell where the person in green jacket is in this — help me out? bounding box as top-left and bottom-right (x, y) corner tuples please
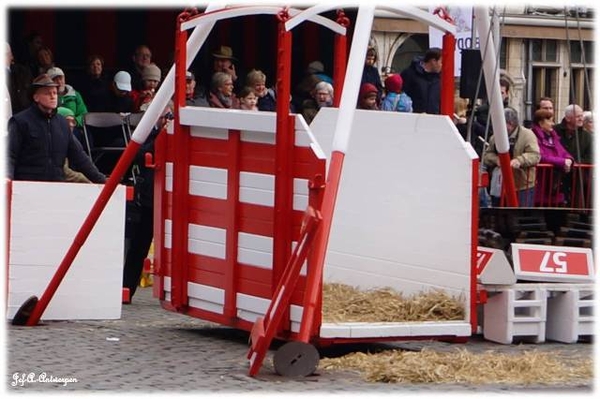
(47, 66), (88, 146)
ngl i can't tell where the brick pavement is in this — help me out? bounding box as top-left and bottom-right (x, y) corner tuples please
(5, 286), (594, 393)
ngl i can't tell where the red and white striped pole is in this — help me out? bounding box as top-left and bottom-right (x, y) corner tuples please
(298, 5), (375, 342)
(474, 7), (518, 207)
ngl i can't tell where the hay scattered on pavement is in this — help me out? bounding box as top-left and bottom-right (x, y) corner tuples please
(322, 283), (464, 322)
(320, 348), (593, 385)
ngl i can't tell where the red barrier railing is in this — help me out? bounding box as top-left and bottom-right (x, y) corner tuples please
(495, 163), (593, 209)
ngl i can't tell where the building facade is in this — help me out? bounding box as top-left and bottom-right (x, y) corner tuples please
(370, 5), (594, 122)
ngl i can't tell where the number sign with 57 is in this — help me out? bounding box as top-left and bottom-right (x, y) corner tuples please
(511, 244), (594, 283)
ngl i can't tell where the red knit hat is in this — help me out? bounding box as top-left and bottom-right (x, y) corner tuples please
(359, 83), (378, 99)
(384, 74), (403, 93)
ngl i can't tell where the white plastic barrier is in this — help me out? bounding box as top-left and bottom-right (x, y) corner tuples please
(7, 181), (126, 320)
(483, 283), (595, 344)
(483, 284), (547, 344)
(546, 285), (594, 343)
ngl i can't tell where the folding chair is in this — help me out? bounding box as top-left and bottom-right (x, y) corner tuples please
(82, 112), (130, 178)
(124, 112), (144, 141)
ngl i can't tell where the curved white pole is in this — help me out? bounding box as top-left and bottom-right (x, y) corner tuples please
(285, 3), (349, 32)
(182, 6), (346, 35)
(332, 5), (375, 153)
(474, 7), (509, 153)
(379, 5), (456, 35)
(130, 3), (225, 145)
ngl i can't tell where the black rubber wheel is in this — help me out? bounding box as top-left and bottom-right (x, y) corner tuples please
(11, 295), (38, 326)
(273, 341), (320, 377)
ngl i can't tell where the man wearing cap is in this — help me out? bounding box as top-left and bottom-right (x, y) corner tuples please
(108, 70), (135, 113)
(47, 66), (88, 144)
(8, 74), (106, 183)
(185, 70), (209, 107)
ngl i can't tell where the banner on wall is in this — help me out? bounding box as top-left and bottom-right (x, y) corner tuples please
(428, 6), (477, 77)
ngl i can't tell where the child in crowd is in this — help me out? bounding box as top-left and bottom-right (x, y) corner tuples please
(238, 86), (258, 111)
(357, 83), (379, 110)
(381, 73), (412, 113)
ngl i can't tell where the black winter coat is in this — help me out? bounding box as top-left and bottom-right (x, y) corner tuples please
(133, 126), (161, 208)
(8, 105), (106, 183)
(400, 57), (441, 114)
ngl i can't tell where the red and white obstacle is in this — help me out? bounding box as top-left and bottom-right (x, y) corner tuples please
(10, 4), (492, 378)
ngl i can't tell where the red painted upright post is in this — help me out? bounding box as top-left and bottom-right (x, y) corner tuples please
(170, 11), (192, 310)
(333, 10), (350, 107)
(272, 9), (294, 290)
(440, 32), (455, 118)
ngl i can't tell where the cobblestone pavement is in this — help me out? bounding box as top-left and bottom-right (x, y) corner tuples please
(5, 287), (595, 395)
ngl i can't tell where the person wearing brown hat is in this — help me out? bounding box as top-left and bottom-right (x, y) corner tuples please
(381, 73), (413, 113)
(212, 45), (238, 87)
(7, 73), (106, 183)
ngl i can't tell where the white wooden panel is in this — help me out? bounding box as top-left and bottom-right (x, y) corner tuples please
(188, 282), (225, 304)
(165, 162), (173, 192)
(290, 304), (304, 322)
(236, 293), (304, 327)
(238, 232), (273, 269)
(239, 172), (274, 206)
(188, 298), (223, 315)
(189, 166), (228, 199)
(181, 107), (276, 133)
(319, 321), (471, 338)
(188, 224), (226, 259)
(237, 293), (269, 315)
(292, 194), (308, 211)
(293, 178), (309, 195)
(311, 109), (476, 307)
(7, 182), (125, 320)
(292, 178), (309, 211)
(164, 219), (172, 249)
(237, 309), (262, 324)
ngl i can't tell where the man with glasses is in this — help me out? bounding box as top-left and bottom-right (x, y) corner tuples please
(129, 44), (153, 91)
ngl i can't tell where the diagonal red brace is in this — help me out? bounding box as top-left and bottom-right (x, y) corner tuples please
(247, 206), (321, 376)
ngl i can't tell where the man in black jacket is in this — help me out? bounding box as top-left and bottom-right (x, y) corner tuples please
(122, 102), (173, 302)
(8, 73), (106, 183)
(400, 47), (442, 114)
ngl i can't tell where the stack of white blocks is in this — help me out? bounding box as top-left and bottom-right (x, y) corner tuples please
(483, 283), (594, 344)
(546, 286), (594, 343)
(484, 284), (548, 344)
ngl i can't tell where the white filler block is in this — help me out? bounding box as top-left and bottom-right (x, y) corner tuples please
(7, 181), (126, 320)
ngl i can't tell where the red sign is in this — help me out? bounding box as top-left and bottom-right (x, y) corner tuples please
(512, 244), (595, 282)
